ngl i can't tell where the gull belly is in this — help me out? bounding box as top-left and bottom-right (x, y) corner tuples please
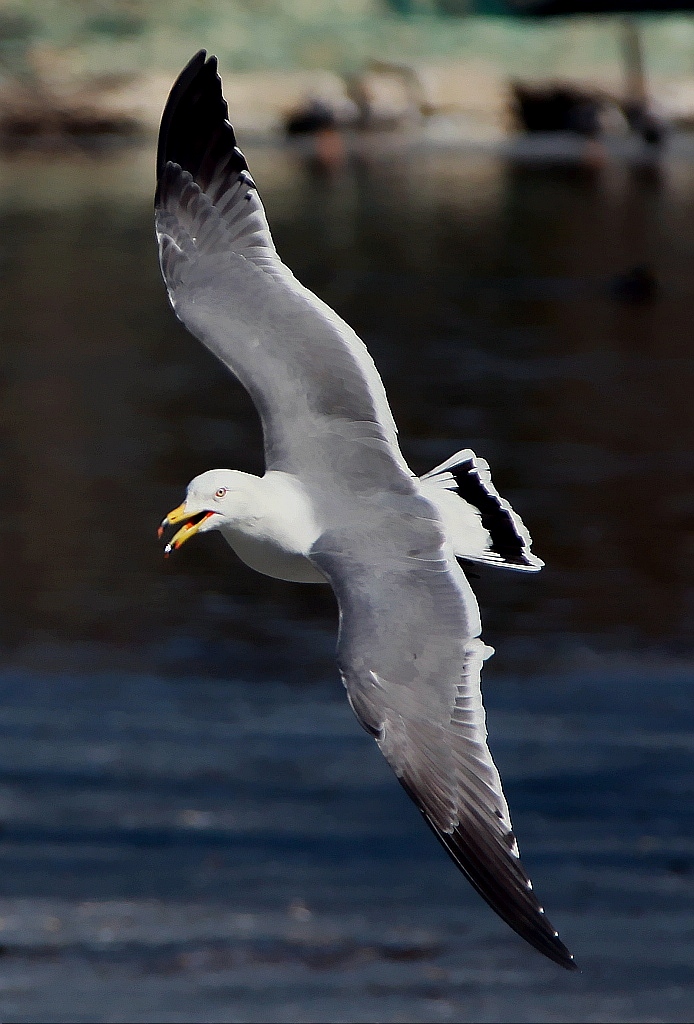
(220, 524), (325, 583)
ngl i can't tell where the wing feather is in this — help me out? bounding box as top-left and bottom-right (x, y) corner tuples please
(155, 51), (409, 489)
(310, 518), (576, 971)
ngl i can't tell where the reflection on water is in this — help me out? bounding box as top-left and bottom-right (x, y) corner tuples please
(0, 147), (692, 679)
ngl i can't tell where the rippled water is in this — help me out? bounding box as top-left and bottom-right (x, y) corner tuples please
(0, 144), (693, 1021)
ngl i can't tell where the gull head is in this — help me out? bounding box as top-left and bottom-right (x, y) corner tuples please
(159, 469), (256, 556)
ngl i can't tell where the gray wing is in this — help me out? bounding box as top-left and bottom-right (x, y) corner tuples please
(310, 503), (576, 971)
(155, 51), (410, 493)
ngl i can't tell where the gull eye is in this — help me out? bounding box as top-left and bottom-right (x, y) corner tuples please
(215, 487), (227, 499)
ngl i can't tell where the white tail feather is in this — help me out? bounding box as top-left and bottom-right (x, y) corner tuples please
(420, 449), (543, 572)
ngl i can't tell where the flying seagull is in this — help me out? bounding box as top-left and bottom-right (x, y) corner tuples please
(156, 51), (576, 970)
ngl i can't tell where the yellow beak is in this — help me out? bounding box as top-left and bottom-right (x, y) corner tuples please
(158, 503), (214, 556)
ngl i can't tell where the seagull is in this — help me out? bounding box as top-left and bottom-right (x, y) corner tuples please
(156, 51), (576, 971)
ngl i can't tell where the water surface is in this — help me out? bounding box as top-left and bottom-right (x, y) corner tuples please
(0, 143), (693, 1021)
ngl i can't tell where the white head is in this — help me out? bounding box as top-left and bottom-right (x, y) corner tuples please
(159, 469), (260, 554)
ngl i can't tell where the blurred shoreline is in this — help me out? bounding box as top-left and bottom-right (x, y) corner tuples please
(4, 10), (694, 150)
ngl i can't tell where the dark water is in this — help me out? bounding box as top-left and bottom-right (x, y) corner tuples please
(0, 145), (693, 1021)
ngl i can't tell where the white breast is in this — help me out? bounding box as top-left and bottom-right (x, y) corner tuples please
(220, 528), (326, 582)
(219, 471), (326, 583)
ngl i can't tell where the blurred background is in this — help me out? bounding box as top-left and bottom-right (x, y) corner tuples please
(1, 1), (694, 1021)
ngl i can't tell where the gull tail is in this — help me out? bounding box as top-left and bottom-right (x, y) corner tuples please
(419, 449), (544, 572)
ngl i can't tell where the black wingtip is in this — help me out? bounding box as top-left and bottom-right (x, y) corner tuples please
(410, 795), (578, 972)
(157, 49), (209, 181)
(156, 51), (249, 206)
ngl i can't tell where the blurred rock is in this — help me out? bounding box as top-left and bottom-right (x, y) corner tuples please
(511, 82), (604, 138)
(284, 90), (358, 135)
(285, 99), (337, 136)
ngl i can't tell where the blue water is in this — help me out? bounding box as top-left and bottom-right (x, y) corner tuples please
(0, 144), (693, 1020)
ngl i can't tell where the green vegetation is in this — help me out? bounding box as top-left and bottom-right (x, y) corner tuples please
(2, 0), (694, 81)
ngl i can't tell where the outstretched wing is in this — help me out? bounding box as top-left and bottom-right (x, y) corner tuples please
(310, 511), (576, 971)
(155, 50), (411, 495)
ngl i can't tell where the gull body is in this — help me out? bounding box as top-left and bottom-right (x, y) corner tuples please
(165, 457), (544, 584)
(155, 51), (575, 970)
